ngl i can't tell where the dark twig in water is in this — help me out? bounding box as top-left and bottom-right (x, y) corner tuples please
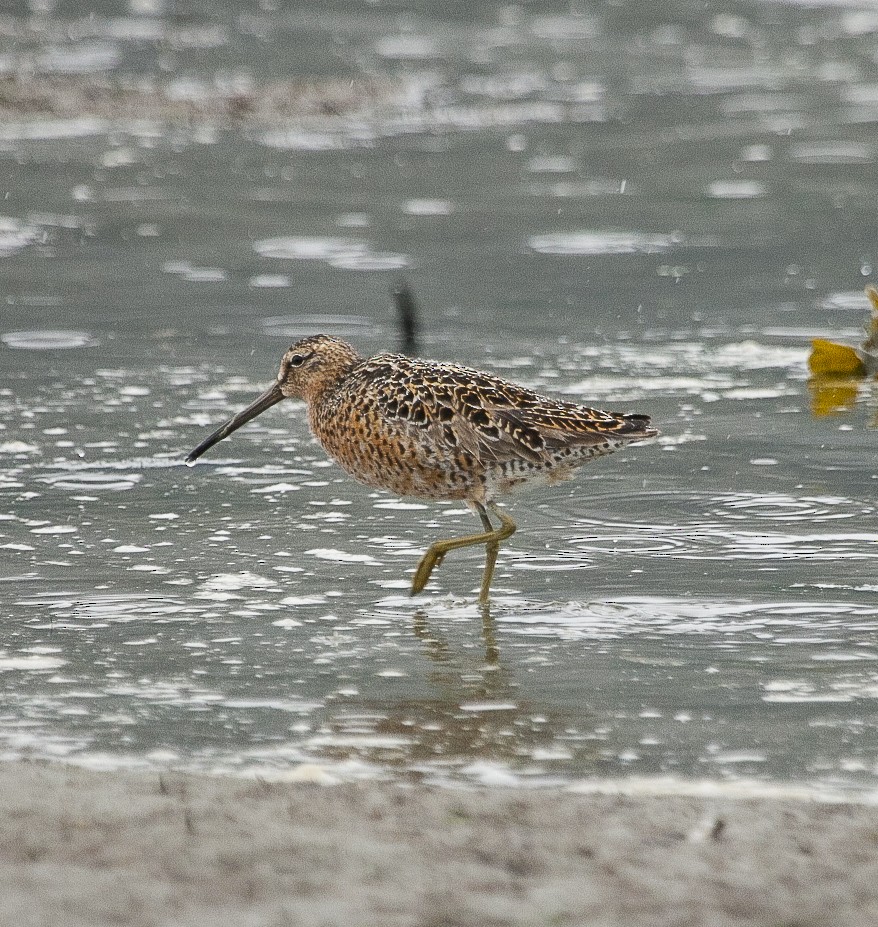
(393, 279), (419, 354)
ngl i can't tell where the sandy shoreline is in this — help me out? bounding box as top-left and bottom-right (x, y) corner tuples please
(0, 73), (401, 124)
(2, 761), (877, 926)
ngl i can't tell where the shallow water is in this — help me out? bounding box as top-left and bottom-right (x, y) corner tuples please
(1, 0), (877, 794)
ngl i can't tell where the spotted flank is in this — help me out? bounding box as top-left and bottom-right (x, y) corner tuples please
(186, 334), (659, 602)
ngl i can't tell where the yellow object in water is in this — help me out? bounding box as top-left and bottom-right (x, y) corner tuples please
(808, 284), (878, 376)
(808, 284), (878, 416)
(808, 338), (866, 377)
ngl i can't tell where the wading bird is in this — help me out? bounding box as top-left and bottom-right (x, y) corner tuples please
(186, 335), (658, 602)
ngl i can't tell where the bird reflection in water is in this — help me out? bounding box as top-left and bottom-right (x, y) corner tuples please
(312, 605), (575, 783)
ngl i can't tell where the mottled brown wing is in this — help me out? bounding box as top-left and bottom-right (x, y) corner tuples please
(358, 354), (655, 467)
(474, 400), (656, 464)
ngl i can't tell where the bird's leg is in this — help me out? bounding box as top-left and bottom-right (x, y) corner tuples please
(476, 503), (499, 604)
(477, 502), (516, 605)
(410, 501), (516, 602)
(410, 521), (491, 597)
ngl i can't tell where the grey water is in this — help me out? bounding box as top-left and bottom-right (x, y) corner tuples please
(0, 0), (877, 794)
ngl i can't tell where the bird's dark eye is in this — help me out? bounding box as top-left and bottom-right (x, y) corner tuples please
(288, 353), (307, 367)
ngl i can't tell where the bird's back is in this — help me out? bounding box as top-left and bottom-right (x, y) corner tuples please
(308, 352), (658, 502)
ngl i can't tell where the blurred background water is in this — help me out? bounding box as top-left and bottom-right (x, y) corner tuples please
(0, 0), (876, 794)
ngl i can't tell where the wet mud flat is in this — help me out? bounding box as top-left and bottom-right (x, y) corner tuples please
(2, 760), (877, 927)
(0, 73), (401, 124)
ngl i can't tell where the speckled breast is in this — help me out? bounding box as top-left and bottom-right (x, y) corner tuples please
(307, 388), (485, 502)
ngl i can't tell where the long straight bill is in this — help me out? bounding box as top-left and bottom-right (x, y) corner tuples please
(185, 383), (285, 464)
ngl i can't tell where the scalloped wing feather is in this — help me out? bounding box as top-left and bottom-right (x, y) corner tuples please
(357, 354), (657, 468)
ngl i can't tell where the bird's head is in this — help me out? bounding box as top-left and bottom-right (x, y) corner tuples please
(274, 334), (361, 403)
(185, 334), (361, 464)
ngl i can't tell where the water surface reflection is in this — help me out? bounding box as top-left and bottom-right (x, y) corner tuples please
(1, 0), (877, 794)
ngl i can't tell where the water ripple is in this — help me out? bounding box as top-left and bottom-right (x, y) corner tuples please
(262, 314), (377, 338)
(1, 330), (98, 350)
(711, 493), (870, 522)
(537, 490), (878, 563)
(495, 596), (878, 641)
(253, 236), (408, 272)
(39, 472), (142, 492)
(253, 236), (367, 260)
(0, 217), (40, 256)
(527, 230), (678, 255)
